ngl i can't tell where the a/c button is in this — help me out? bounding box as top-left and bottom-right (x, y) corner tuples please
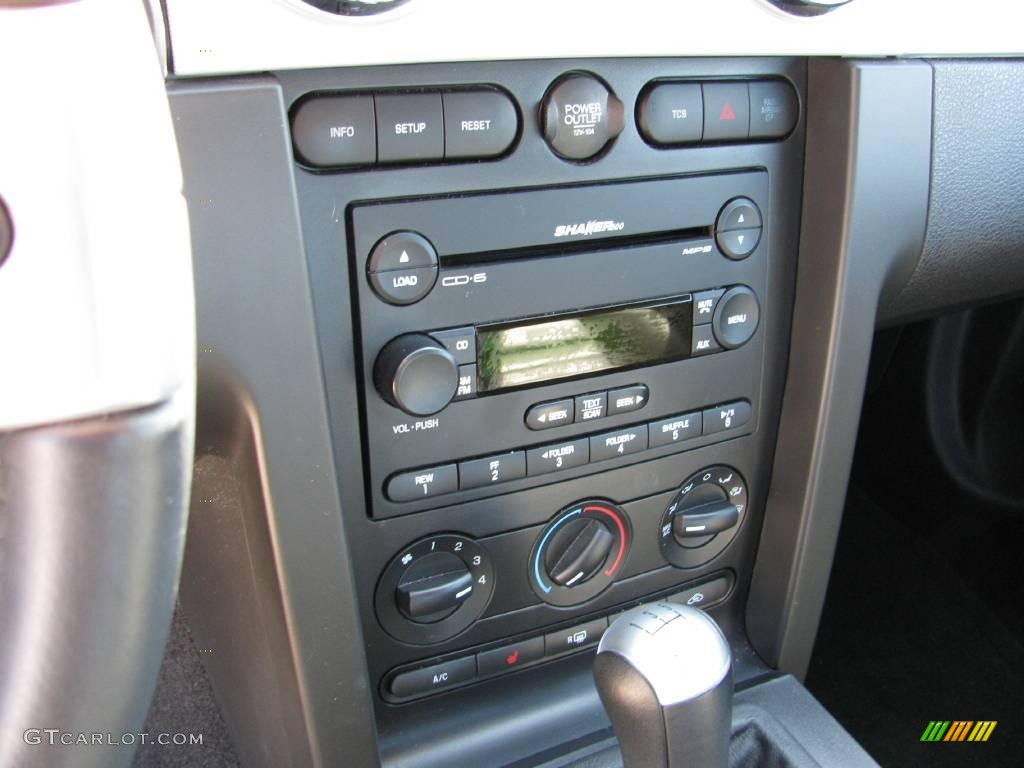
(389, 656), (476, 698)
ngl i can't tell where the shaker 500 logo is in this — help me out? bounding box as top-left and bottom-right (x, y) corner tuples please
(553, 220), (625, 238)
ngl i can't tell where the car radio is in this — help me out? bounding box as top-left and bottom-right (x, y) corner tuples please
(331, 153), (788, 701)
(351, 170), (768, 520)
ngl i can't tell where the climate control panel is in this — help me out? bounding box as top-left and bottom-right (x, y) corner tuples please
(375, 465), (749, 660)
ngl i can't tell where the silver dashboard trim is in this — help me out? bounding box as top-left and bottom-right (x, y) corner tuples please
(165, 0), (1022, 77)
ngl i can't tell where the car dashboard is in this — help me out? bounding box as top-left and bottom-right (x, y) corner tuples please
(1, 2), (1022, 767)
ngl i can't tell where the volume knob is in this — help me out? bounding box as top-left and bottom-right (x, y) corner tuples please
(374, 333), (459, 416)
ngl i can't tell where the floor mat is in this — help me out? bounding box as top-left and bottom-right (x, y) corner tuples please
(806, 485), (1024, 767)
(132, 607), (240, 768)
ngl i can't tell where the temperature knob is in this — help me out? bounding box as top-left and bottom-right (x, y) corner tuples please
(530, 500), (631, 607)
(374, 333), (459, 416)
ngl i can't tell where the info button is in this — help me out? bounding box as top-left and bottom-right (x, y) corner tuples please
(291, 95), (376, 168)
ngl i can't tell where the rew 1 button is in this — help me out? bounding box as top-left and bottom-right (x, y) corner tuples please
(443, 90), (519, 159)
(386, 464), (458, 502)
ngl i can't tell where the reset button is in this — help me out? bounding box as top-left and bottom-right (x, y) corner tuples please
(443, 90), (519, 159)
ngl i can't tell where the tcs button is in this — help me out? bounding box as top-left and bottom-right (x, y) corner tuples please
(541, 73), (625, 160)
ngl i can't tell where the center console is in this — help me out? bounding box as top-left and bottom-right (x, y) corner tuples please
(351, 168), (774, 699)
(175, 54), (812, 768)
(279, 55), (804, 735)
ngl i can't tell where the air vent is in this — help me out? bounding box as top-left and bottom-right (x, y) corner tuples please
(300, 0), (412, 16)
(765, 0), (852, 16)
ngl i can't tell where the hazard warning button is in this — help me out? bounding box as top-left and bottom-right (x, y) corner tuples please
(703, 83), (750, 142)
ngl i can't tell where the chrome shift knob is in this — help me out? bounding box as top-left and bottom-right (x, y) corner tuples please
(594, 602), (732, 768)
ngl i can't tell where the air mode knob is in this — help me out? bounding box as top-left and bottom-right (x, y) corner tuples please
(374, 333), (459, 416)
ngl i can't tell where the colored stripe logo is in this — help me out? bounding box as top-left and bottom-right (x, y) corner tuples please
(921, 721), (997, 742)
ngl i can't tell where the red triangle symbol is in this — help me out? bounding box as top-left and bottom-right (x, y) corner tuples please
(720, 102), (736, 121)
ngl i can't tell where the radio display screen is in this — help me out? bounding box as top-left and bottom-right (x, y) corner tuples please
(476, 296), (693, 393)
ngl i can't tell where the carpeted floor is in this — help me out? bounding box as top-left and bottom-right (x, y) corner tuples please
(806, 484), (1024, 767)
(132, 609), (240, 768)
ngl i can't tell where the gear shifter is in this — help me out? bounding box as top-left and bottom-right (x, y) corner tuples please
(594, 602), (732, 768)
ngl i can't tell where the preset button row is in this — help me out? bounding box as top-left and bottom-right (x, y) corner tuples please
(385, 400), (753, 502)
